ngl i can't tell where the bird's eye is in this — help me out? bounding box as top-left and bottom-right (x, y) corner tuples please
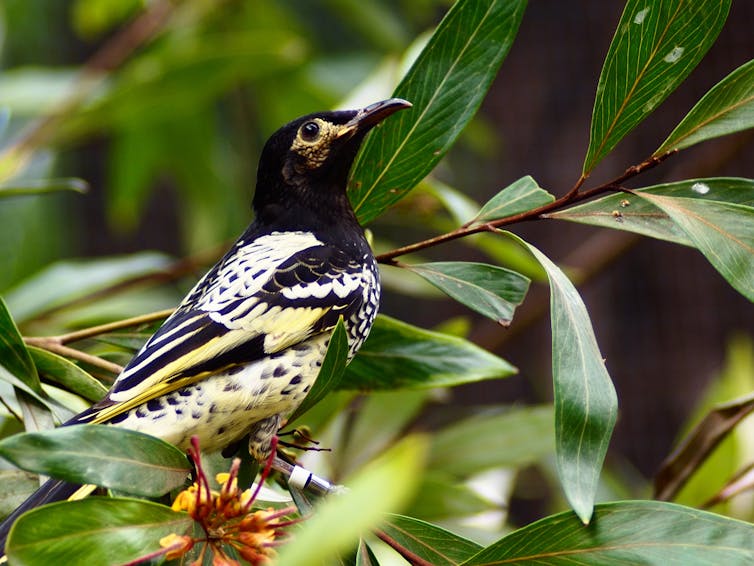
(300, 121), (321, 142)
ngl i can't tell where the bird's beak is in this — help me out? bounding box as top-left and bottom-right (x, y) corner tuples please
(337, 98), (412, 139)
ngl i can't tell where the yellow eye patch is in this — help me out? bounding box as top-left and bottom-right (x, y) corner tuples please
(290, 119), (340, 169)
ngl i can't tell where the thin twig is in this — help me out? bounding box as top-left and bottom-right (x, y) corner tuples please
(24, 338), (124, 375)
(376, 150), (677, 264)
(52, 309), (174, 345)
(0, 396), (24, 424)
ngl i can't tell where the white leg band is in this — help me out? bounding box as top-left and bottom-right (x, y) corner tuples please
(289, 465), (313, 490)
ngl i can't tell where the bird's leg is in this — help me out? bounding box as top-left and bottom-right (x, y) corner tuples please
(245, 435), (279, 512)
(247, 415), (343, 497)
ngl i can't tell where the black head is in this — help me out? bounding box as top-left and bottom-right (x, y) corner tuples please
(252, 98), (411, 232)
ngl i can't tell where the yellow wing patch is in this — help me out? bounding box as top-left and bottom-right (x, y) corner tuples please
(89, 306), (331, 424)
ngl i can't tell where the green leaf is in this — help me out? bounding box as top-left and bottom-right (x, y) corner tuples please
(27, 346), (109, 403)
(632, 193), (754, 301)
(408, 262), (530, 325)
(0, 297), (42, 395)
(6, 497), (192, 566)
(549, 178), (754, 246)
(4, 252), (173, 323)
(584, 0), (731, 174)
(349, 0), (528, 223)
(0, 177), (89, 198)
(508, 234), (617, 524)
(0, 470), (40, 520)
(460, 501), (754, 565)
(0, 425), (190, 497)
(428, 405), (554, 477)
(471, 176), (555, 224)
(656, 59), (754, 154)
(276, 436), (426, 566)
(342, 315), (516, 390)
(380, 514), (483, 566)
(288, 319), (349, 423)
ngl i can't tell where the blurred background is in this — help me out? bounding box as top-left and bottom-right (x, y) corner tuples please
(1, 0), (753, 529)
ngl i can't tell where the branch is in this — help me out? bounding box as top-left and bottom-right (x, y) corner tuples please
(53, 309), (175, 345)
(23, 308), (176, 375)
(374, 529), (435, 566)
(376, 150), (677, 264)
(24, 338), (124, 375)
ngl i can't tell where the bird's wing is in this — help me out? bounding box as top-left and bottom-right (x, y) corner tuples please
(80, 231), (373, 424)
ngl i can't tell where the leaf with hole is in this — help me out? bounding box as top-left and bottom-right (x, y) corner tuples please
(656, 58), (754, 154)
(549, 177), (754, 247)
(584, 0), (731, 173)
(633, 193), (754, 302)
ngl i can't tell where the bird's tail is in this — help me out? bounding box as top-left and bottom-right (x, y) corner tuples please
(0, 478), (81, 555)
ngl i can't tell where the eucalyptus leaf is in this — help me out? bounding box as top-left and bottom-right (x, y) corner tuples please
(342, 315), (516, 390)
(381, 514), (483, 566)
(5, 497), (192, 566)
(656, 58), (754, 154)
(288, 319), (349, 423)
(632, 193), (754, 302)
(508, 234), (617, 524)
(0, 425), (190, 497)
(408, 261), (530, 325)
(584, 0), (731, 173)
(471, 176), (555, 224)
(461, 501), (754, 565)
(350, 0), (527, 223)
(549, 177), (754, 247)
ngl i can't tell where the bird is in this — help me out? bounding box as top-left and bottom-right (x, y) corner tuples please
(0, 97), (412, 553)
